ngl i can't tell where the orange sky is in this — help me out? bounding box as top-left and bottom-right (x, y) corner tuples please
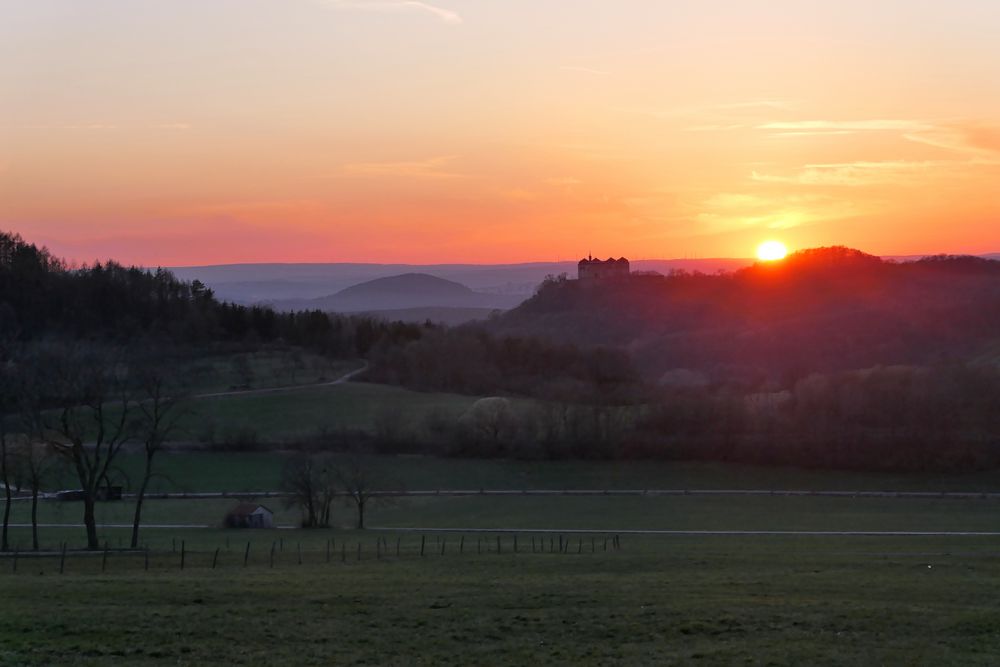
(2, 0), (999, 266)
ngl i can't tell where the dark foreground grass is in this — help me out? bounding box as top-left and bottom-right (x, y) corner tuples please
(1, 534), (1000, 665)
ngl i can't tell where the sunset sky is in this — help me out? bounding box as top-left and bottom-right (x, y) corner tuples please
(2, 0), (1000, 266)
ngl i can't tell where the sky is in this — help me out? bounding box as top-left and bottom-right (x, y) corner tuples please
(2, 0), (1000, 266)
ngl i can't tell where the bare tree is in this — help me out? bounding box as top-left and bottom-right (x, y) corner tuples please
(9, 439), (60, 550)
(334, 446), (398, 530)
(281, 454), (336, 527)
(130, 359), (187, 548)
(0, 412), (11, 552)
(34, 344), (135, 550)
(0, 335), (17, 551)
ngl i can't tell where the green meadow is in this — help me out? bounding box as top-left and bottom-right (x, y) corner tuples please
(2, 532), (1000, 665)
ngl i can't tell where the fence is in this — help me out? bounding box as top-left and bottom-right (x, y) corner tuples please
(0, 532), (624, 576)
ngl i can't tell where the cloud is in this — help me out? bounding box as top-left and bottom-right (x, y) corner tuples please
(153, 123), (192, 130)
(317, 0), (461, 24)
(758, 120), (931, 133)
(336, 155), (466, 178)
(695, 191), (860, 233)
(751, 160), (964, 187)
(903, 124), (1000, 158)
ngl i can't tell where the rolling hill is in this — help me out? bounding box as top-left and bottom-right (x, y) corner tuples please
(270, 273), (522, 314)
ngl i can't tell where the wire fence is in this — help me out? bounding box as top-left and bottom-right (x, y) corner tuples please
(0, 532), (624, 576)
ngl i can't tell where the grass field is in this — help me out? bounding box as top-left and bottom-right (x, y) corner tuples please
(178, 382), (482, 444)
(2, 532), (1000, 665)
(62, 449), (1000, 495)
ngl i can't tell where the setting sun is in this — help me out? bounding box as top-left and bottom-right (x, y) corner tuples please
(757, 241), (788, 261)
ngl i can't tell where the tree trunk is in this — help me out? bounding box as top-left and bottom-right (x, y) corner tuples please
(31, 487), (39, 551)
(83, 495), (99, 550)
(1, 438), (10, 552)
(130, 457), (153, 548)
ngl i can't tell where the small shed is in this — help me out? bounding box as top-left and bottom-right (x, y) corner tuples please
(224, 503), (275, 529)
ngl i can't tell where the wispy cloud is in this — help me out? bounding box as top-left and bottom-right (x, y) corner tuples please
(903, 124), (1000, 158)
(752, 160), (964, 187)
(758, 120), (930, 132)
(337, 155), (466, 178)
(317, 0), (462, 24)
(695, 192), (861, 233)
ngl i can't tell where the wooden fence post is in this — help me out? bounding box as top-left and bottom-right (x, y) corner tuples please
(513, 535), (518, 553)
(12, 548), (17, 573)
(420, 535), (426, 557)
(477, 538), (481, 554)
(180, 541), (186, 570)
(603, 538), (608, 552)
(341, 542), (346, 563)
(558, 535), (563, 553)
(102, 544), (109, 573)
(496, 535), (501, 554)
(297, 542), (302, 565)
(59, 543), (67, 574)
(578, 538), (582, 554)
(244, 541), (251, 567)
(459, 536), (464, 554)
(531, 536), (536, 553)
(270, 541), (276, 568)
(326, 539), (331, 563)
(212, 548), (220, 569)
(357, 542), (361, 562)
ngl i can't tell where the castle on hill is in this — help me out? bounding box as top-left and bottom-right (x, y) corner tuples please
(578, 255), (630, 281)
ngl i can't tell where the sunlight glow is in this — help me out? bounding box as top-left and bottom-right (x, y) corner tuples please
(757, 241), (788, 261)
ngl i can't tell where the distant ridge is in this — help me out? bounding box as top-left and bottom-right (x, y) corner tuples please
(270, 273), (522, 313)
(168, 258), (753, 304)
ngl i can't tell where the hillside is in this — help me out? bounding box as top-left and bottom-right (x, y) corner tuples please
(272, 273), (522, 313)
(494, 247), (1000, 382)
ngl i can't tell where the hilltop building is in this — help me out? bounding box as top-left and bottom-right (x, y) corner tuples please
(578, 255), (630, 281)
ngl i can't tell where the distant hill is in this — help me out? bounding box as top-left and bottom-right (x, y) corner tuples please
(493, 247), (1000, 381)
(168, 258), (754, 304)
(271, 273), (522, 313)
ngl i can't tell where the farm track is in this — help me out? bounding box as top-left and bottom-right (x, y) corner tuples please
(192, 361), (367, 399)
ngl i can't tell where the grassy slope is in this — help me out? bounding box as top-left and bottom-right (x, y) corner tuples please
(1, 534), (999, 665)
(177, 382), (480, 443)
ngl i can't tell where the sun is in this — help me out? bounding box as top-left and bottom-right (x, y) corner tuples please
(756, 240), (788, 261)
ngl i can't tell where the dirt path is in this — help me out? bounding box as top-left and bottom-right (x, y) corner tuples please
(193, 361), (367, 399)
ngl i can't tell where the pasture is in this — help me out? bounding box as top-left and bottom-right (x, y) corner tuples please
(1, 530), (1000, 665)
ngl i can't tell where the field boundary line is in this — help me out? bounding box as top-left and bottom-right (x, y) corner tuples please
(368, 527), (1000, 537)
(70, 488), (1000, 501)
